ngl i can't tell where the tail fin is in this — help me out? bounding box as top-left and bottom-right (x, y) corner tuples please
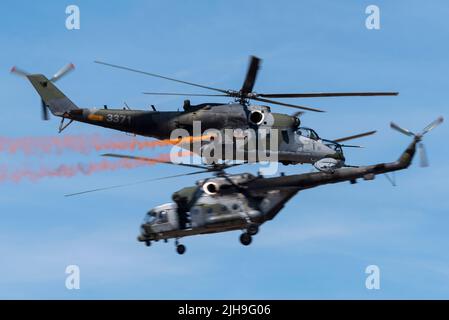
(26, 74), (79, 116)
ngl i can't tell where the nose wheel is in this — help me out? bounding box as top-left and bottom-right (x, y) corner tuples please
(175, 239), (186, 255)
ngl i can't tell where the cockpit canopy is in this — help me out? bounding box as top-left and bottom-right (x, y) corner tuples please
(144, 204), (174, 224)
(144, 210), (159, 224)
(296, 127), (320, 141)
(322, 139), (343, 153)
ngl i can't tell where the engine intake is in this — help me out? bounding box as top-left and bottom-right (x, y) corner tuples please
(249, 110), (264, 125)
(203, 181), (220, 195)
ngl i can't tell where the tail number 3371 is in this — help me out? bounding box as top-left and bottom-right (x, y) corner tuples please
(106, 114), (131, 124)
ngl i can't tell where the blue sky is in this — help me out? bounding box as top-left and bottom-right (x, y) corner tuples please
(0, 0), (448, 299)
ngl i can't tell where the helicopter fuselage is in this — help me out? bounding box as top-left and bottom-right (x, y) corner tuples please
(64, 103), (345, 171)
(138, 136), (420, 253)
(138, 172), (298, 243)
(63, 103), (297, 139)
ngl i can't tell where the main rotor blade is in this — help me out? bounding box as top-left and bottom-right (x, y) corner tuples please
(65, 181), (149, 197)
(153, 169), (212, 179)
(65, 170), (211, 197)
(340, 144), (364, 148)
(251, 97), (325, 113)
(291, 111), (305, 118)
(258, 92), (399, 98)
(241, 56), (261, 95)
(95, 61), (229, 94)
(101, 153), (209, 170)
(221, 162), (245, 169)
(390, 122), (415, 137)
(333, 130), (377, 143)
(142, 92), (229, 97)
(51, 63), (75, 82)
(421, 116), (444, 135)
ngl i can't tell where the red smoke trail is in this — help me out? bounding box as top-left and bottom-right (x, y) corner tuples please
(0, 134), (99, 155)
(0, 151), (192, 183)
(0, 134), (207, 156)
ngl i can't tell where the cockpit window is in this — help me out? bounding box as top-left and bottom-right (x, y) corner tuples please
(322, 139), (343, 153)
(296, 127), (319, 140)
(159, 210), (168, 223)
(144, 210), (157, 224)
(144, 209), (169, 224)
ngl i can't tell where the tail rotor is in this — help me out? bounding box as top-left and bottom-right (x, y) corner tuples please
(390, 116), (443, 167)
(418, 142), (429, 167)
(50, 63), (75, 82)
(41, 99), (49, 120)
(10, 66), (29, 78)
(11, 63), (75, 120)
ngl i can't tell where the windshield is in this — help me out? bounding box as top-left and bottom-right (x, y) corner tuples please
(322, 139), (343, 153)
(143, 210), (157, 224)
(296, 127), (319, 140)
(143, 209), (169, 224)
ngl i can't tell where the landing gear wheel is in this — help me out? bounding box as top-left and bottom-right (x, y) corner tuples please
(247, 224), (259, 236)
(145, 241), (151, 247)
(176, 244), (186, 255)
(240, 233), (252, 246)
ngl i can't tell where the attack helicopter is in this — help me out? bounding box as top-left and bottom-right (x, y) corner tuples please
(70, 117), (443, 254)
(12, 56), (396, 172)
(199, 125), (378, 172)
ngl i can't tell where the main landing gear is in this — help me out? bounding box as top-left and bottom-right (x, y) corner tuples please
(239, 224), (259, 246)
(175, 239), (186, 255)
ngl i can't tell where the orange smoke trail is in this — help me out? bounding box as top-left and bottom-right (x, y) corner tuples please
(92, 134), (208, 152)
(0, 151), (192, 183)
(0, 134), (209, 156)
(0, 134), (99, 155)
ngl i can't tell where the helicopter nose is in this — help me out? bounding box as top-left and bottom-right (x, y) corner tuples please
(331, 150), (345, 161)
(140, 224), (153, 236)
(138, 224), (155, 242)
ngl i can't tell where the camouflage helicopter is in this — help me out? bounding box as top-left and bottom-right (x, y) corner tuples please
(199, 125), (378, 172)
(71, 117), (442, 254)
(11, 57), (395, 171)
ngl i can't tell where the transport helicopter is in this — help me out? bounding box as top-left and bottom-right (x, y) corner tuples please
(69, 117), (443, 254)
(11, 56), (396, 171)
